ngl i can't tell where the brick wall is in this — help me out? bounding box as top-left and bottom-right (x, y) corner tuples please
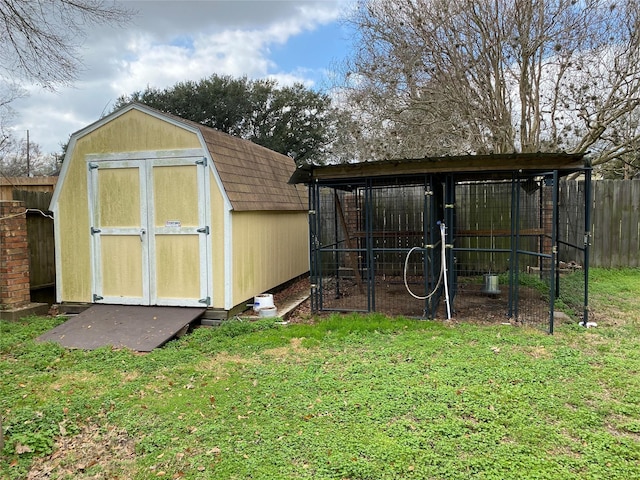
(0, 201), (31, 308)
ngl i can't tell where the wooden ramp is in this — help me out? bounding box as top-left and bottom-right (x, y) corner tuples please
(37, 305), (206, 352)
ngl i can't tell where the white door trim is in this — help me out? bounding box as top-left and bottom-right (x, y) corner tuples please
(88, 159), (150, 305)
(88, 155), (211, 307)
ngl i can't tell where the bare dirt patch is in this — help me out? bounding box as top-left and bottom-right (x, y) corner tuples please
(262, 337), (314, 362)
(280, 275), (554, 327)
(26, 423), (135, 479)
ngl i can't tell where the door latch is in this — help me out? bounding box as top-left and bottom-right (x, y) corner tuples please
(139, 228), (146, 241)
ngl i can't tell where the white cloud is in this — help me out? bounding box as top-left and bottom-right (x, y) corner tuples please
(6, 0), (353, 154)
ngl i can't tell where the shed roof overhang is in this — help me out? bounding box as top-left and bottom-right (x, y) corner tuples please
(289, 152), (589, 185)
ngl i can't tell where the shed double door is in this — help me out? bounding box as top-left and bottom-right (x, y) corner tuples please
(89, 157), (209, 307)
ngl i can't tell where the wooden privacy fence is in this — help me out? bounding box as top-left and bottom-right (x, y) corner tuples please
(320, 178), (640, 270)
(560, 179), (640, 268)
(592, 179), (640, 268)
(12, 189), (56, 291)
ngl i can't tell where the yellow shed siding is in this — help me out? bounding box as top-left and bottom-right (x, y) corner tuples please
(56, 109), (202, 303)
(79, 109), (201, 155)
(56, 145), (92, 302)
(231, 211), (309, 307)
(209, 171), (227, 309)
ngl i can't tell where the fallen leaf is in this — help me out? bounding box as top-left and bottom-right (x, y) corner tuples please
(16, 443), (33, 454)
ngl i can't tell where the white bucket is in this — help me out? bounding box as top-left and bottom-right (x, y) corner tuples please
(259, 306), (278, 318)
(253, 293), (274, 312)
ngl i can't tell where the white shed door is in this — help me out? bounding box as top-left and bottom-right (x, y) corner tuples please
(89, 157), (210, 307)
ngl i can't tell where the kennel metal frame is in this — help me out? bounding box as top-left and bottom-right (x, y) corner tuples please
(291, 153), (592, 332)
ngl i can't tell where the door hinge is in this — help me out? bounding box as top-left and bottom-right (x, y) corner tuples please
(198, 296), (211, 306)
(93, 294), (104, 302)
(91, 227), (101, 235)
(197, 226), (210, 234)
(88, 162), (99, 170)
(196, 157), (208, 167)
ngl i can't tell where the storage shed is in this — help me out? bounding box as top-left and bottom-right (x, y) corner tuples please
(50, 103), (309, 316)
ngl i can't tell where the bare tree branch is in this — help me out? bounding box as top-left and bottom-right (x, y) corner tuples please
(337, 0), (640, 176)
(0, 0), (134, 89)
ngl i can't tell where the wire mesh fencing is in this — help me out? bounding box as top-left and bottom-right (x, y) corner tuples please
(309, 171), (591, 332)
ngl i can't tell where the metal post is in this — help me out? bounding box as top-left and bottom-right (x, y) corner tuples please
(555, 178), (561, 300)
(445, 174), (456, 309)
(365, 181), (374, 312)
(548, 170), (559, 334)
(423, 175), (430, 318)
(429, 176), (441, 318)
(583, 167), (592, 325)
(513, 174), (522, 320)
(508, 173), (516, 317)
(309, 181), (319, 312)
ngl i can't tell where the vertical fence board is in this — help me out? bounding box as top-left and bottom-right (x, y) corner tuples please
(588, 179), (640, 268)
(630, 180), (640, 268)
(12, 189), (56, 290)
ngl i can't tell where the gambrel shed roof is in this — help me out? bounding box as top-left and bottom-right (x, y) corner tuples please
(178, 113), (308, 212)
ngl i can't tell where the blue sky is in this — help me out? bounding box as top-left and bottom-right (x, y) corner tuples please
(270, 19), (352, 88)
(11, 0), (356, 154)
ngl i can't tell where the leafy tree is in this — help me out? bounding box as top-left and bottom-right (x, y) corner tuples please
(115, 75), (337, 165)
(339, 0), (640, 176)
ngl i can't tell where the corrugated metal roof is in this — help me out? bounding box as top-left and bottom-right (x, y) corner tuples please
(289, 152), (589, 184)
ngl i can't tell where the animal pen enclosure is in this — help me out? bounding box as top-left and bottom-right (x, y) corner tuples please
(291, 153), (592, 332)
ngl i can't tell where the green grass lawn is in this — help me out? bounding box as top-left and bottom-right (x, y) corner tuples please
(1, 268), (639, 479)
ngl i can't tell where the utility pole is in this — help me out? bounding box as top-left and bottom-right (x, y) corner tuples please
(26, 130), (30, 177)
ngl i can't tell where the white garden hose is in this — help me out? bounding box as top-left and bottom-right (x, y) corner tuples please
(403, 246), (443, 300)
(403, 221), (452, 319)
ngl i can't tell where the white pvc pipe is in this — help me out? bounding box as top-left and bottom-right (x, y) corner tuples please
(440, 221), (452, 319)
